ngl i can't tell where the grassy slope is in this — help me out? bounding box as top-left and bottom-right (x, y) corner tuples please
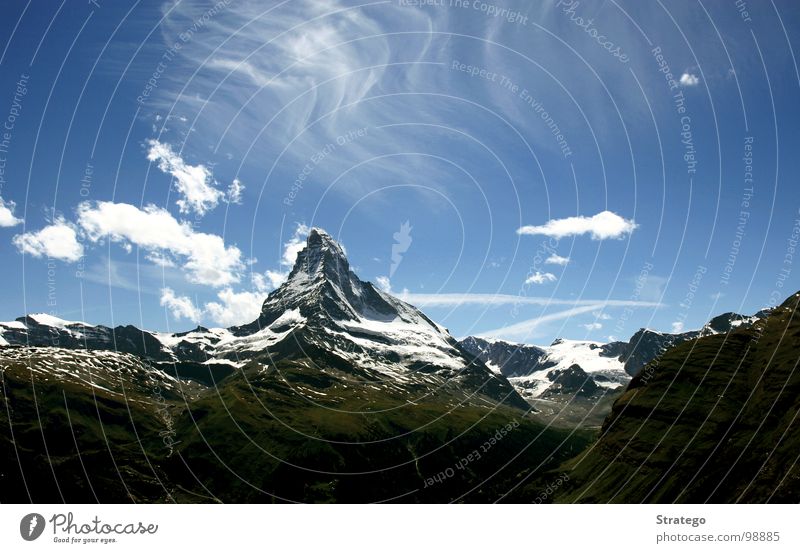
(525, 292), (800, 503)
(0, 362), (174, 503)
(1, 354), (592, 503)
(165, 361), (592, 502)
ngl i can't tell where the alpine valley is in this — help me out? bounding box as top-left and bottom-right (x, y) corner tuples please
(0, 229), (797, 503)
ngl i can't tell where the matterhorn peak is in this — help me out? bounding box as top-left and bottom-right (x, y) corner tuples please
(287, 227), (350, 286)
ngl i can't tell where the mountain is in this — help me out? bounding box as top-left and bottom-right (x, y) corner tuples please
(0, 228), (591, 503)
(513, 291), (800, 503)
(458, 336), (547, 377)
(459, 311), (766, 427)
(0, 314), (175, 361)
(619, 312), (761, 376)
(460, 336), (629, 426)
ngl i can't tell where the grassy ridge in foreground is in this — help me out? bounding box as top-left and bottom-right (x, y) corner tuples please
(529, 292), (800, 503)
(0, 353), (592, 502)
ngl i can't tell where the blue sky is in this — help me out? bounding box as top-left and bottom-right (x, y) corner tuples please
(0, 0), (798, 345)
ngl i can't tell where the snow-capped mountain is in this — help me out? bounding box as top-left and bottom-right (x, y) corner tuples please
(460, 309), (768, 405)
(228, 228), (476, 378)
(1, 228), (527, 410)
(461, 336), (629, 402)
(0, 229), (768, 415)
(458, 336), (546, 377)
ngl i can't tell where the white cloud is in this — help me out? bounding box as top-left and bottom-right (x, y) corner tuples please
(13, 217), (83, 262)
(545, 254), (570, 266)
(0, 197), (23, 227)
(375, 275), (392, 292)
(204, 287), (266, 326)
(525, 271), (557, 285)
(679, 73), (700, 86)
(671, 321), (684, 333)
(582, 322), (602, 331)
(517, 211), (638, 240)
(146, 139), (224, 216)
(76, 201), (243, 287)
(592, 310), (612, 320)
(226, 178), (244, 204)
(262, 224), (310, 287)
(264, 270), (289, 289)
(251, 272), (270, 293)
(160, 287), (202, 322)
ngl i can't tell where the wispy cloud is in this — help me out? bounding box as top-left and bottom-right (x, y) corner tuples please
(146, 139), (225, 216)
(545, 254), (570, 266)
(401, 292), (663, 309)
(478, 305), (602, 341)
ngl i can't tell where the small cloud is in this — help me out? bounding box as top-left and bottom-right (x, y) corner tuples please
(146, 139), (225, 216)
(671, 321), (685, 333)
(0, 196), (23, 227)
(592, 310), (611, 320)
(160, 287), (202, 322)
(582, 322), (602, 331)
(204, 287), (266, 326)
(525, 271), (557, 285)
(518, 211), (637, 240)
(263, 223), (310, 288)
(679, 73), (700, 86)
(226, 178), (244, 204)
(13, 217), (84, 262)
(375, 275), (392, 292)
(545, 254), (570, 266)
(251, 272), (270, 293)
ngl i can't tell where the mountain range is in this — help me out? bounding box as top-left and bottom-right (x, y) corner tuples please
(0, 228), (795, 503)
(458, 310), (762, 426)
(0, 229), (588, 502)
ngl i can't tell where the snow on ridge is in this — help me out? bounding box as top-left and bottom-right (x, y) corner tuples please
(269, 308), (306, 330)
(543, 339), (623, 374)
(28, 313), (92, 328)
